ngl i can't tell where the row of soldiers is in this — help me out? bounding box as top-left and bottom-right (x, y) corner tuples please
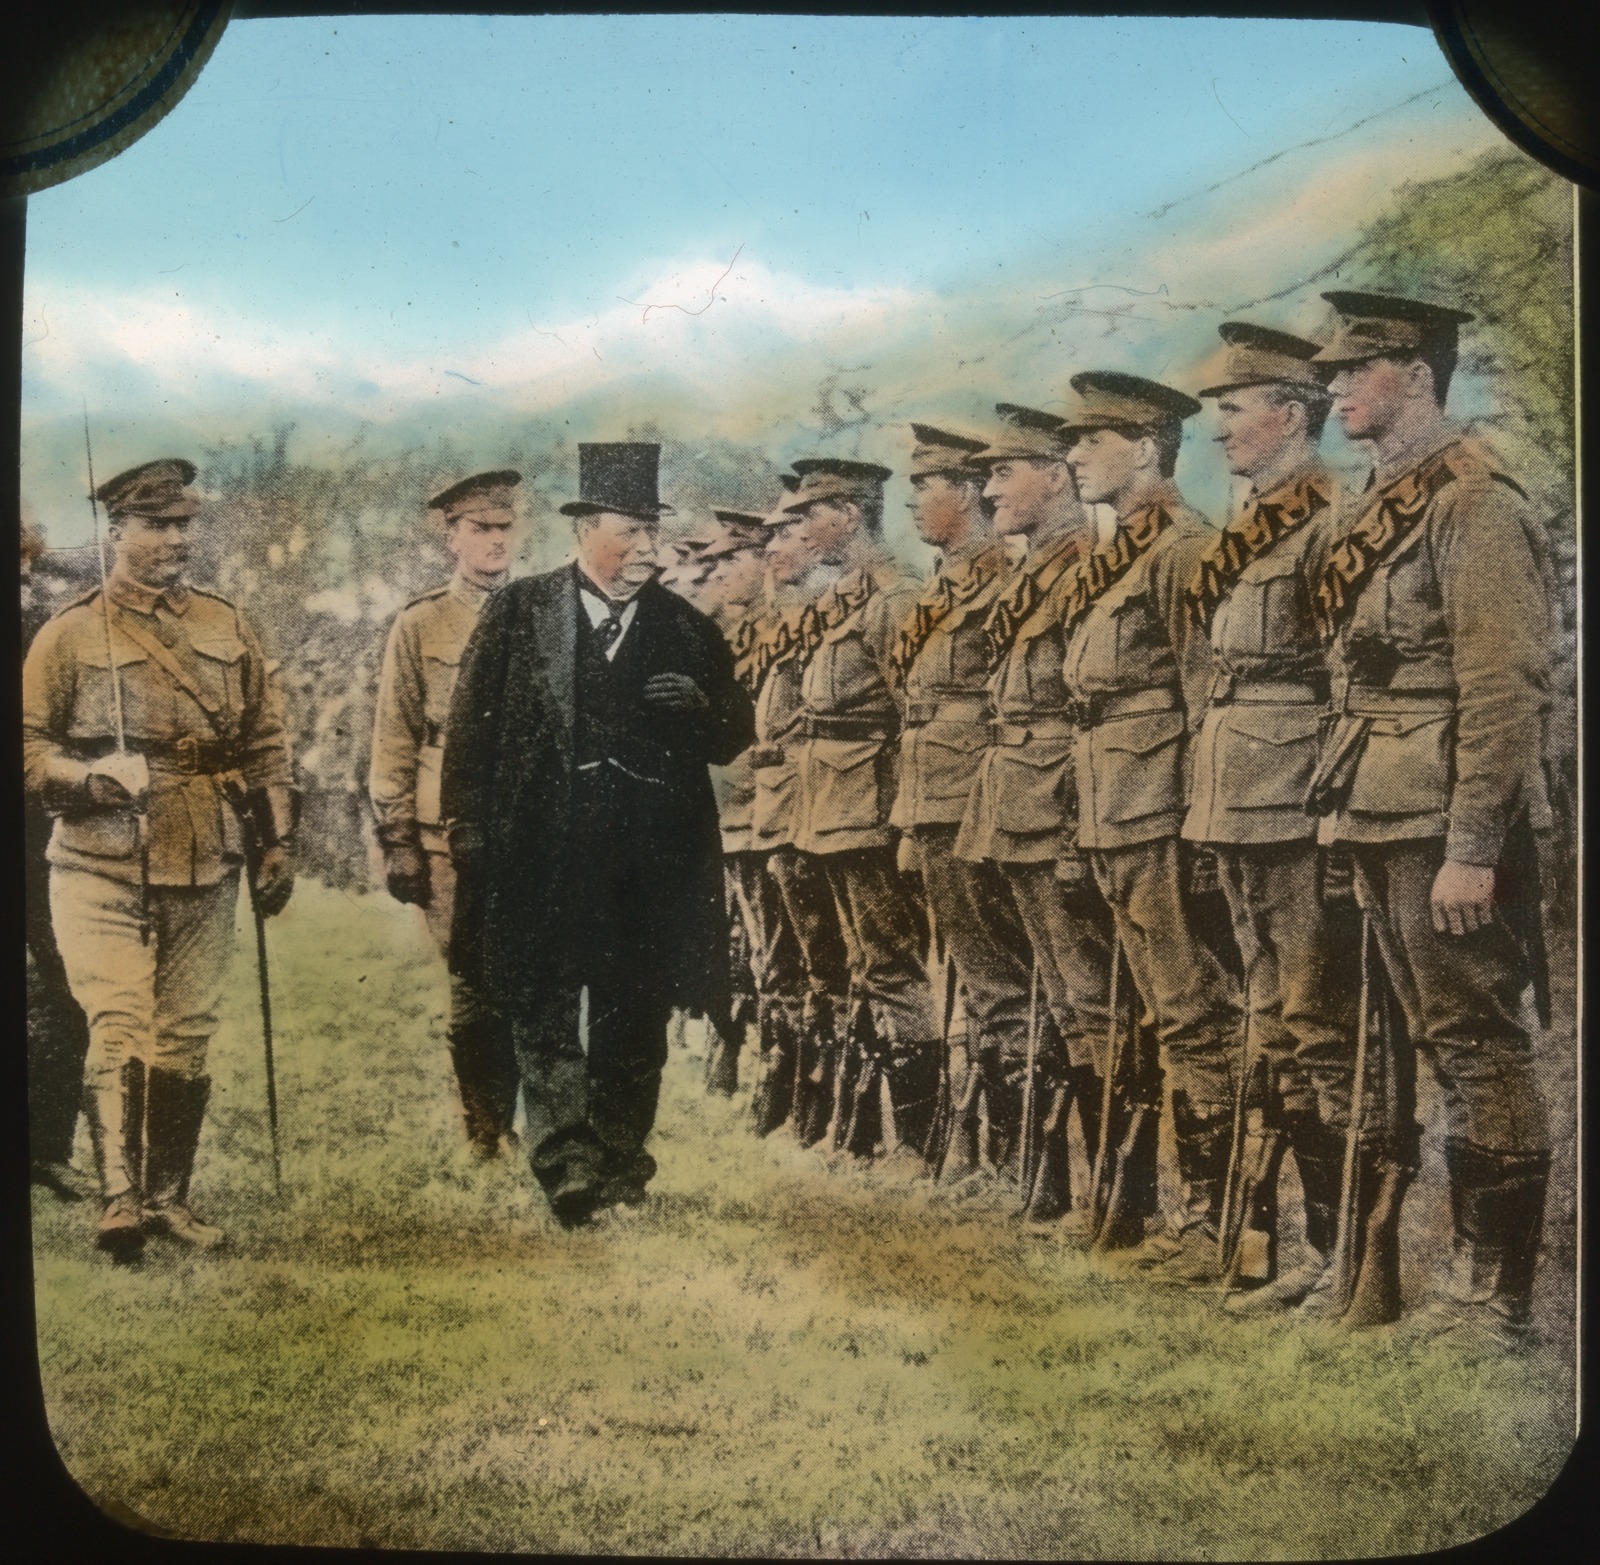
(23, 287), (1557, 1350)
(668, 290), (1553, 1344)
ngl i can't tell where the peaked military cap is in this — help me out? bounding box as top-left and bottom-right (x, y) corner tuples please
(781, 457), (893, 514)
(1310, 291), (1475, 368)
(1058, 371), (1202, 435)
(1195, 321), (1329, 399)
(972, 403), (1071, 465)
(96, 458), (199, 521)
(908, 422), (989, 480)
(427, 468), (521, 524)
(700, 509), (769, 561)
(559, 442), (675, 518)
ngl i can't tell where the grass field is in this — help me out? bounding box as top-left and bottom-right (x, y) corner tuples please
(31, 880), (1578, 1556)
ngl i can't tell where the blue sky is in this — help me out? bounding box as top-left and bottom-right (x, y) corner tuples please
(21, 13), (1515, 536)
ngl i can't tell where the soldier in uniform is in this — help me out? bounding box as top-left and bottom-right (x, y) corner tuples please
(887, 423), (1035, 1190)
(782, 458), (942, 1168)
(701, 508), (774, 1096)
(1307, 292), (1553, 1343)
(1058, 373), (1243, 1277)
(1181, 323), (1361, 1308)
(22, 458), (296, 1259)
(955, 405), (1113, 1219)
(749, 483), (854, 1143)
(370, 471), (523, 1160)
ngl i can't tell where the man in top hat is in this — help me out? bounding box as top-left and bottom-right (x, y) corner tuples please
(747, 481), (854, 1143)
(954, 404), (1114, 1220)
(1306, 291), (1553, 1342)
(1181, 324), (1361, 1308)
(781, 456), (942, 1168)
(22, 457), (296, 1259)
(700, 508), (789, 1100)
(441, 442), (754, 1228)
(887, 422), (1035, 1192)
(1057, 372), (1243, 1278)
(370, 469), (524, 1160)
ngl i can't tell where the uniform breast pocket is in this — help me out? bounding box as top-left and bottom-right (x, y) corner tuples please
(992, 739), (1072, 835)
(420, 640), (463, 728)
(807, 738), (889, 834)
(1346, 712), (1455, 816)
(1216, 707), (1323, 809)
(189, 635), (247, 712)
(1110, 592), (1159, 673)
(53, 811), (139, 861)
(1097, 710), (1185, 824)
(1225, 557), (1303, 657)
(74, 641), (150, 731)
(918, 727), (988, 809)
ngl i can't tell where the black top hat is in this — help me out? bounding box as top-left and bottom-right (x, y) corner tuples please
(558, 442), (675, 519)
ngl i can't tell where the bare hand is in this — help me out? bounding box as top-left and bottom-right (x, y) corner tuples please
(255, 844), (296, 918)
(86, 752), (149, 806)
(384, 843), (432, 908)
(643, 673), (708, 711)
(1430, 858), (1495, 936)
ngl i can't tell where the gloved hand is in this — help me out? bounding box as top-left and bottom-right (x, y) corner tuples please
(255, 844), (296, 917)
(643, 672), (708, 711)
(383, 841), (432, 907)
(86, 752), (149, 807)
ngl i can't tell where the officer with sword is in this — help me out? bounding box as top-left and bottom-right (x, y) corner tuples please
(22, 454), (296, 1261)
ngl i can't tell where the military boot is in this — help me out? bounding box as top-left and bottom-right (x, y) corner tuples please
(1407, 1140), (1551, 1347)
(1145, 1102), (1231, 1286)
(1019, 1078), (1069, 1224)
(1229, 1107), (1342, 1316)
(936, 1044), (984, 1185)
(751, 1011), (797, 1138)
(142, 1071), (224, 1249)
(882, 1040), (941, 1172)
(86, 1059), (146, 1263)
(797, 1010), (840, 1149)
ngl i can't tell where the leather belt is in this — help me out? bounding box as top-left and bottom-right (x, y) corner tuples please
(1209, 671), (1328, 706)
(1340, 684), (1457, 717)
(988, 716), (1076, 746)
(71, 735), (236, 775)
(1064, 686), (1179, 730)
(800, 713), (892, 741)
(903, 695), (990, 728)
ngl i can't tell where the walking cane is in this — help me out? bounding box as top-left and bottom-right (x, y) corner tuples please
(929, 953), (959, 1181)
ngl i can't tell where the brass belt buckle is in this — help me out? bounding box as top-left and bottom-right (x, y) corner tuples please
(174, 735), (201, 774)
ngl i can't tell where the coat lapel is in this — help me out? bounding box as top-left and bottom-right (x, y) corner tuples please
(532, 566), (579, 749)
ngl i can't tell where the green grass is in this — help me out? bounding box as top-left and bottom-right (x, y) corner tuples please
(32, 881), (1577, 1556)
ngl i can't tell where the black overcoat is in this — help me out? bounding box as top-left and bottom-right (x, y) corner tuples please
(440, 565), (754, 1015)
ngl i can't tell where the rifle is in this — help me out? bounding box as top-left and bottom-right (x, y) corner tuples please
(1086, 937), (1123, 1244)
(1017, 964), (1042, 1200)
(1328, 916), (1374, 1314)
(928, 953), (960, 1181)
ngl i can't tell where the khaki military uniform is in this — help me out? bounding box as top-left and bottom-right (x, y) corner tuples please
(890, 536), (1035, 1176)
(791, 553), (939, 1153)
(1314, 429), (1551, 1175)
(746, 599), (852, 1142)
(22, 575), (294, 1216)
(1062, 487), (1243, 1234)
(1181, 465), (1360, 1264)
(370, 572), (518, 1151)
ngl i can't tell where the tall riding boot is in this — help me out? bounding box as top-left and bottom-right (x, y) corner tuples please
(798, 1005), (839, 1149)
(704, 1011), (742, 1098)
(883, 1041), (941, 1169)
(1420, 1139), (1552, 1343)
(1070, 1064), (1103, 1173)
(1022, 1079), (1073, 1223)
(1147, 1100), (1232, 1284)
(841, 1031), (883, 1162)
(450, 1019), (507, 1158)
(1230, 1107), (1341, 1315)
(86, 1059), (145, 1262)
(143, 1071), (224, 1249)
